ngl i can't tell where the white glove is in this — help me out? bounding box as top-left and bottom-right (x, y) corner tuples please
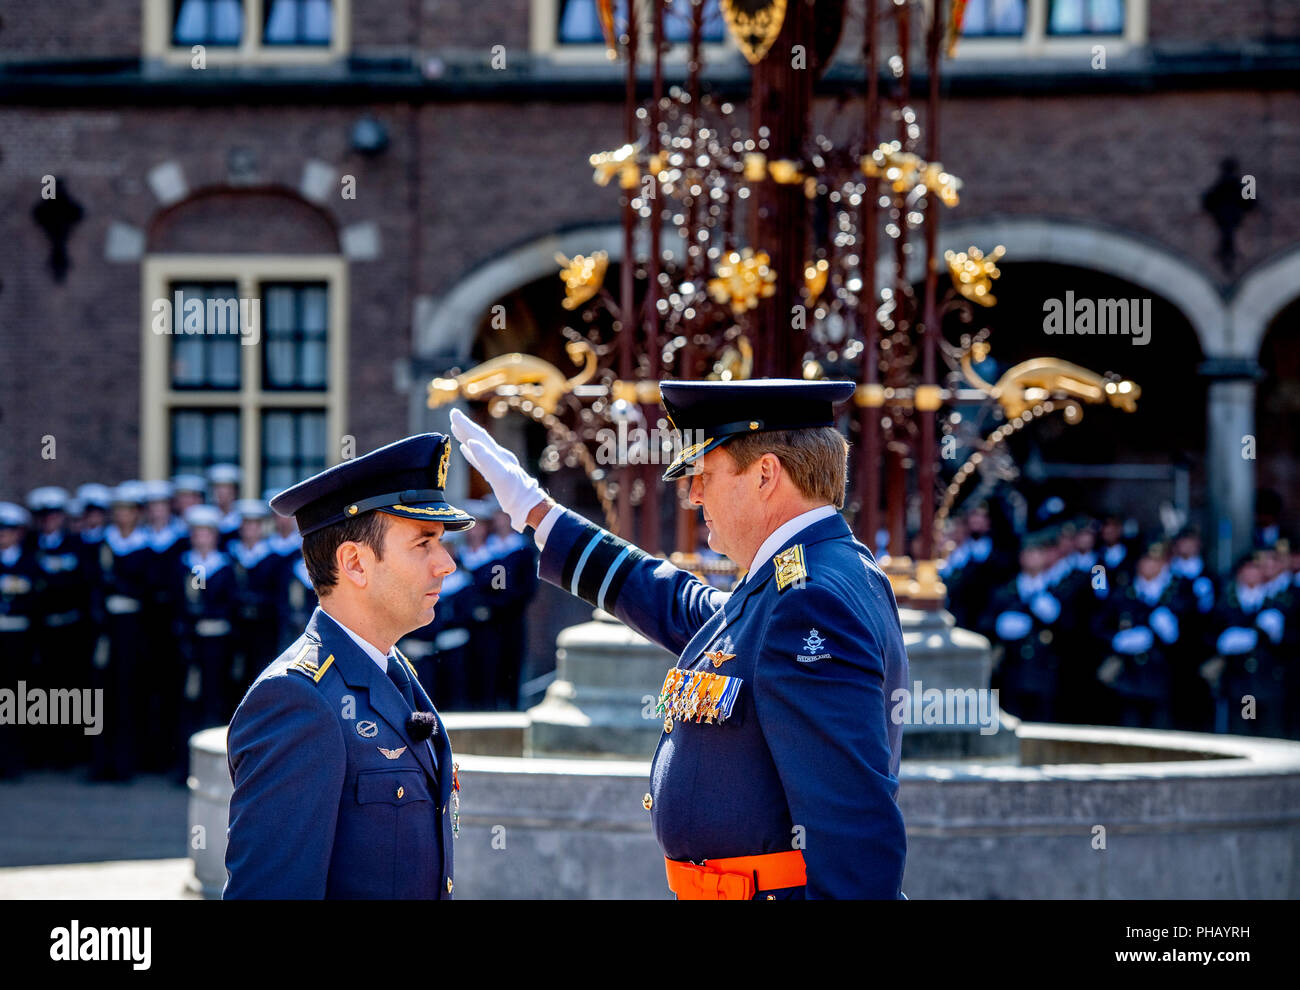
(995, 610), (1033, 641)
(1028, 591), (1060, 625)
(1149, 606), (1179, 645)
(1255, 607), (1285, 644)
(449, 408), (545, 533)
(1111, 626), (1154, 655)
(1216, 626), (1258, 656)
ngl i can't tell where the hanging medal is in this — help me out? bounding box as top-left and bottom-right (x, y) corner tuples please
(451, 762), (461, 838)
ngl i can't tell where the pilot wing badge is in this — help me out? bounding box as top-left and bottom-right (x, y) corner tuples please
(796, 627), (831, 664)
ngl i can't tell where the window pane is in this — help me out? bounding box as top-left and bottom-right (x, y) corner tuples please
(558, 0), (630, 44)
(171, 409), (241, 476)
(961, 0), (1027, 37)
(174, 0), (244, 46)
(664, 0), (725, 43)
(169, 281), (242, 390)
(1048, 0), (1125, 35)
(301, 285), (328, 334)
(262, 409), (328, 492)
(301, 341), (328, 388)
(261, 281), (329, 390)
(264, 0), (333, 46)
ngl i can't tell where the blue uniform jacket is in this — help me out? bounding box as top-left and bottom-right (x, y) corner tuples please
(224, 607), (456, 899)
(540, 507), (908, 899)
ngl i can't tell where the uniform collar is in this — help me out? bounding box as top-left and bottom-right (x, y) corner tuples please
(307, 608), (444, 788)
(183, 549), (228, 576)
(319, 606), (392, 673)
(105, 525), (149, 556)
(738, 505), (839, 589)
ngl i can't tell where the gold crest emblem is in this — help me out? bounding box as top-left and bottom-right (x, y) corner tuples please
(773, 544), (807, 592)
(436, 441), (450, 490)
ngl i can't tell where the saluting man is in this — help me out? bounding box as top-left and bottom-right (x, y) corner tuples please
(451, 379), (909, 900)
(224, 434), (475, 899)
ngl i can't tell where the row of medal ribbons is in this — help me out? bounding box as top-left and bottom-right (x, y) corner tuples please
(656, 667), (742, 724)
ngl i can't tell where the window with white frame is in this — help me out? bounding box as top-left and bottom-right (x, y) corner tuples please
(141, 257), (347, 497)
(536, 0), (732, 61)
(145, 0), (349, 64)
(955, 0), (1143, 55)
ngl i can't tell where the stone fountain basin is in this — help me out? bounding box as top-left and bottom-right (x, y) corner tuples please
(189, 718), (1300, 899)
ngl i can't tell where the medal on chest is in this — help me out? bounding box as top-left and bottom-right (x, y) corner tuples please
(656, 666), (742, 733)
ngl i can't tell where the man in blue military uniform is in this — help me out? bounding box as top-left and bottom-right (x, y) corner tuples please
(224, 433), (474, 899)
(450, 379), (909, 899)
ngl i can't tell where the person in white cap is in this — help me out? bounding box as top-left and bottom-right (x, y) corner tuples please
(262, 487), (305, 654)
(27, 487), (94, 769)
(206, 464), (242, 538)
(173, 504), (240, 781)
(89, 482), (152, 781)
(228, 498), (277, 707)
(75, 483), (112, 546)
(0, 502), (39, 778)
(171, 475), (207, 518)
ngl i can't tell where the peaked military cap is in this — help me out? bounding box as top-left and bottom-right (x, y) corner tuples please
(269, 433), (474, 536)
(659, 378), (856, 481)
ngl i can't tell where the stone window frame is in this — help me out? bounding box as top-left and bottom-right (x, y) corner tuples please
(950, 0), (1147, 59)
(530, 0), (736, 63)
(140, 255), (349, 496)
(143, 0), (351, 66)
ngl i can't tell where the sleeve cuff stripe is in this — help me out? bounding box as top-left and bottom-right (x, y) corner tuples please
(559, 522), (602, 590)
(568, 529), (604, 599)
(576, 533), (634, 606)
(596, 545), (634, 613)
(600, 545), (645, 613)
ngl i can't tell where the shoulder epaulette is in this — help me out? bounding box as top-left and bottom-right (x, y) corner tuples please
(287, 642), (335, 683)
(774, 544), (808, 592)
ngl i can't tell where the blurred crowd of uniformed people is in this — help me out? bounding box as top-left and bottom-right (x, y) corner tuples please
(0, 468), (536, 783)
(935, 497), (1300, 741)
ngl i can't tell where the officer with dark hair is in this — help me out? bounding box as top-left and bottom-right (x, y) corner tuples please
(1093, 539), (1189, 729)
(225, 433), (474, 899)
(1206, 550), (1289, 738)
(985, 529), (1067, 724)
(451, 379), (909, 900)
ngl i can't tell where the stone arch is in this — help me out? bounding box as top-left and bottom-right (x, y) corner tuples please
(890, 215), (1228, 356)
(416, 223), (672, 360)
(147, 186), (341, 254)
(1228, 243), (1300, 361)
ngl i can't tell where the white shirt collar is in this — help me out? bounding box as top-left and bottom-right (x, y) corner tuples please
(739, 505), (839, 587)
(320, 608), (392, 673)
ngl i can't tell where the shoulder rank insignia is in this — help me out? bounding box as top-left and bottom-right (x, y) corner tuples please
(773, 544), (807, 592)
(288, 645), (335, 683)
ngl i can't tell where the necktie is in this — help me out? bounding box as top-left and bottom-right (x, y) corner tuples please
(385, 654), (416, 710)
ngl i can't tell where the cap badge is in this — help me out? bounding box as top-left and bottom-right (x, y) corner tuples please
(436, 442), (450, 489)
